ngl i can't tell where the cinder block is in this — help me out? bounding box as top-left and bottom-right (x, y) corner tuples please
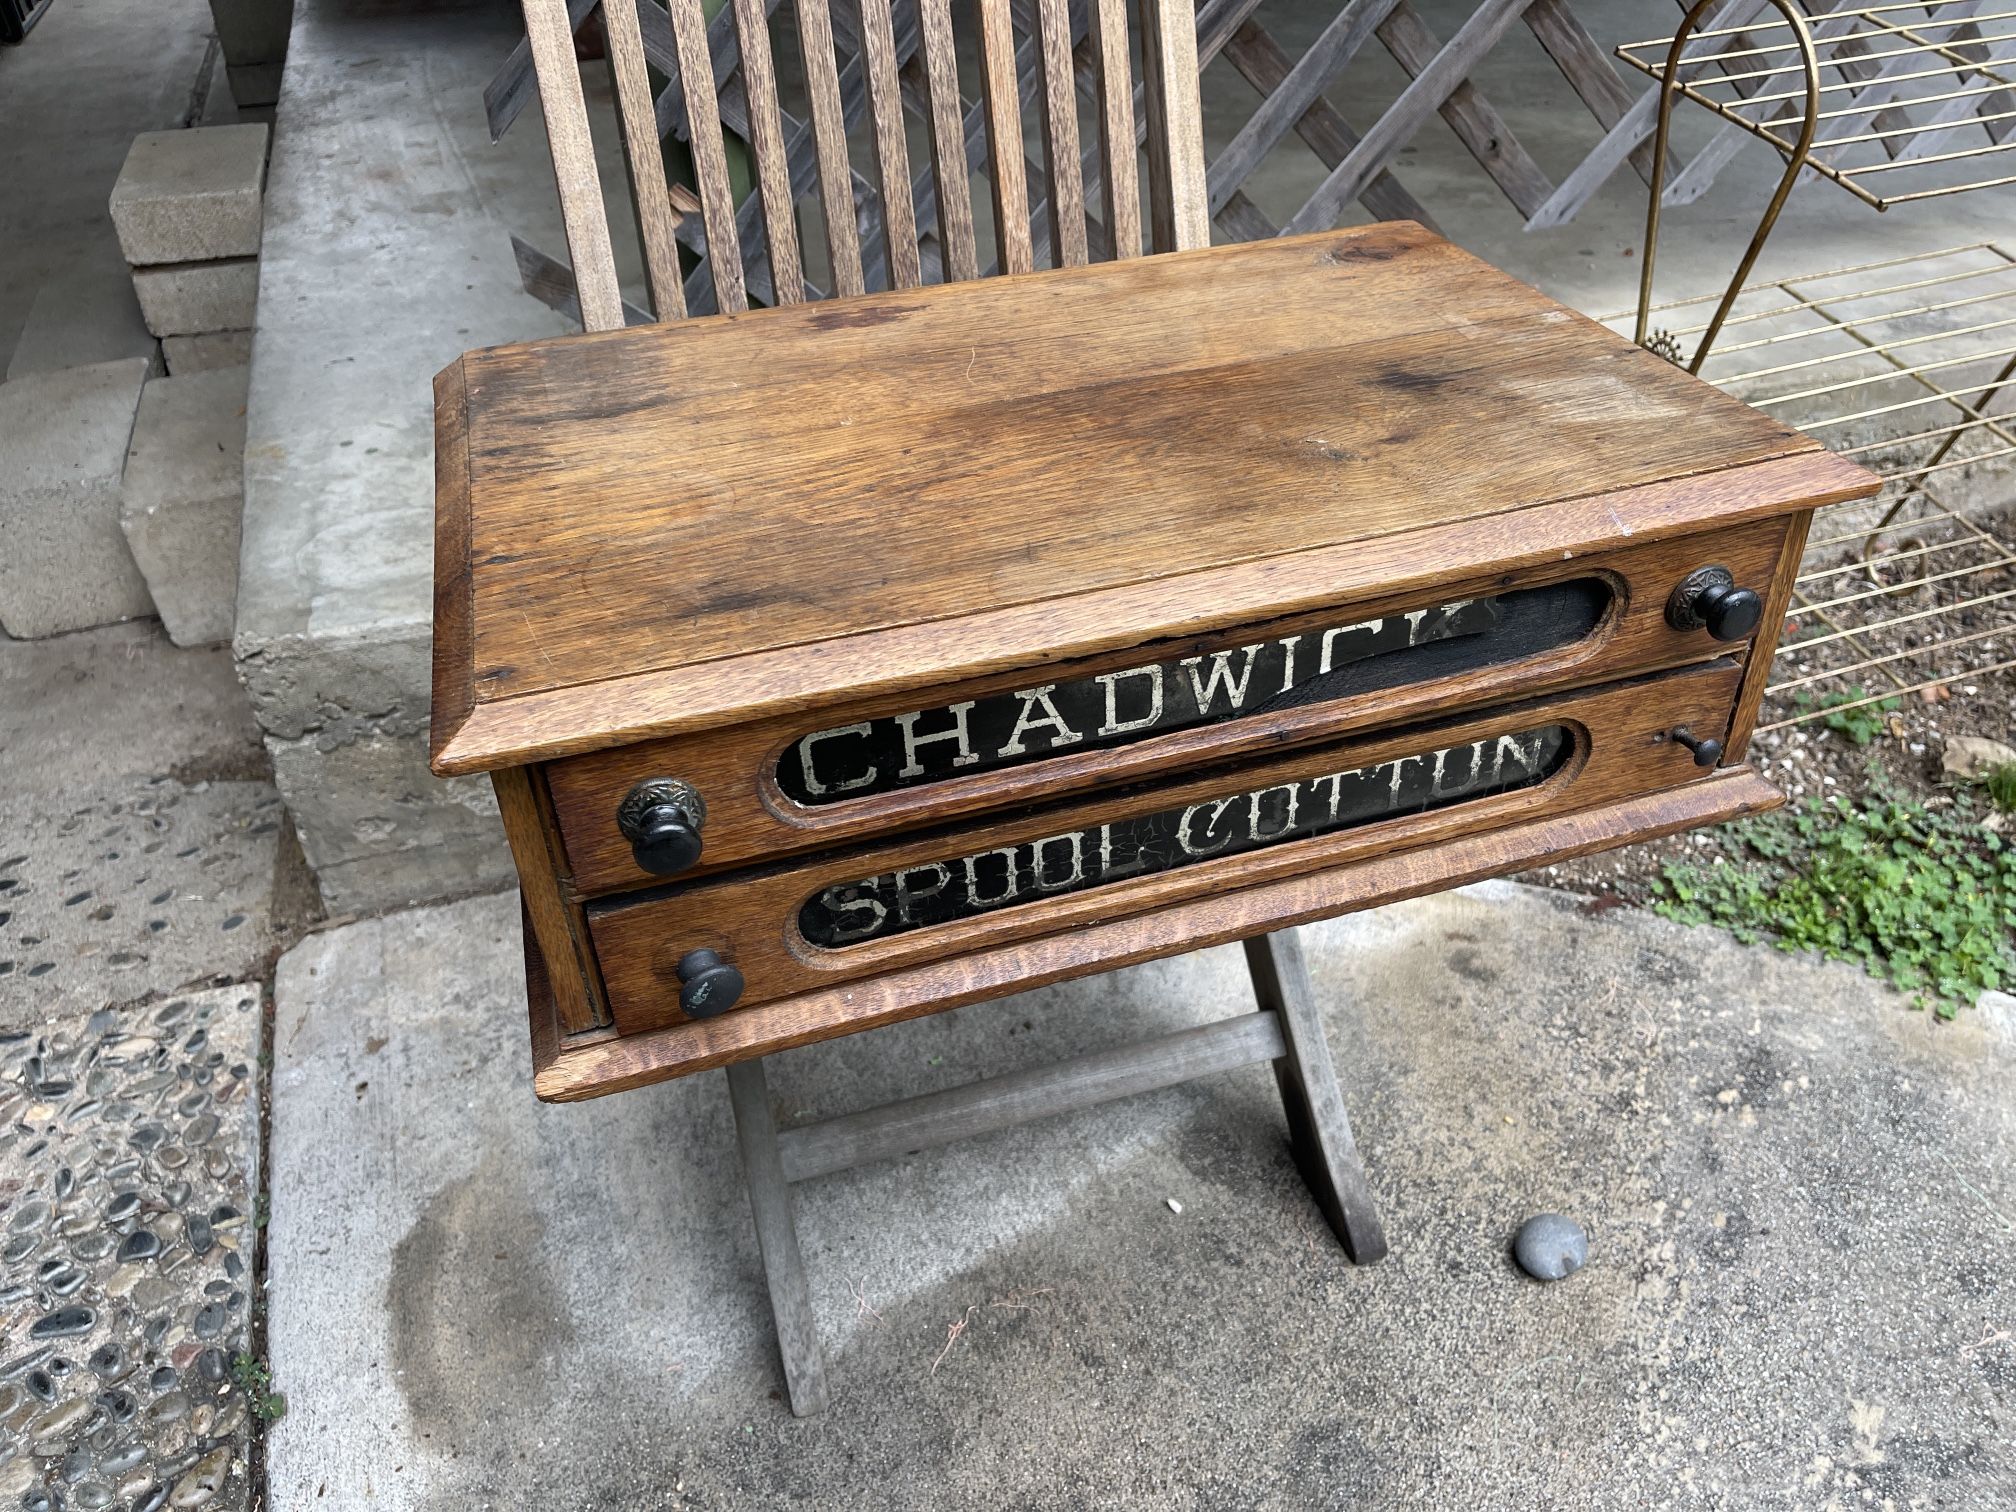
(209, 0), (292, 67)
(164, 330), (253, 375)
(110, 125), (269, 265)
(6, 262), (162, 382)
(120, 366), (249, 647)
(227, 62), (285, 109)
(132, 259), (259, 338)
(0, 359), (156, 638)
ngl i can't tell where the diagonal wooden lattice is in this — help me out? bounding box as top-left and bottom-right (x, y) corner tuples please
(1204, 0), (1674, 238)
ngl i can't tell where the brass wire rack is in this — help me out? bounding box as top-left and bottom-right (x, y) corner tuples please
(1619, 242), (2016, 730)
(1618, 1), (2016, 213)
(1617, 2), (2016, 733)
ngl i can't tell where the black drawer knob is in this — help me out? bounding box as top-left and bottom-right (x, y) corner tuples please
(617, 778), (707, 876)
(1670, 726), (1723, 768)
(676, 948), (743, 1017)
(1666, 565), (1763, 642)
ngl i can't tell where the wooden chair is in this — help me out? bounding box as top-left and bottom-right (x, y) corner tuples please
(511, 0), (1384, 1415)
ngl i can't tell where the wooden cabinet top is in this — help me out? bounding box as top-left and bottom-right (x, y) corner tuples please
(431, 222), (1871, 774)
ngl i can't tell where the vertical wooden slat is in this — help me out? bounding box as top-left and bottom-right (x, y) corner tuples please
(520, 0), (625, 330)
(667, 0), (749, 312)
(919, 0), (981, 282)
(731, 0), (807, 303)
(1032, 0), (1090, 266)
(1088, 0), (1141, 259)
(857, 0), (923, 289)
(603, 0), (687, 320)
(1137, 0), (1209, 250)
(795, 0), (867, 296)
(978, 0), (1035, 274)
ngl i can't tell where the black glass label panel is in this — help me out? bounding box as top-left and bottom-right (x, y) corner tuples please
(799, 725), (1569, 948)
(778, 581), (1606, 805)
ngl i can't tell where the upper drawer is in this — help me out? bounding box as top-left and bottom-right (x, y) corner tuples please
(585, 657), (1747, 1036)
(547, 517), (1792, 896)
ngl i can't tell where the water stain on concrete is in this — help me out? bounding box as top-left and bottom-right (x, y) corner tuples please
(387, 1147), (575, 1454)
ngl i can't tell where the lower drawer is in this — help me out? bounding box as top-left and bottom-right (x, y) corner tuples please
(586, 658), (1746, 1036)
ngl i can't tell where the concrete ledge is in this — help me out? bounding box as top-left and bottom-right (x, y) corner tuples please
(235, 0), (580, 912)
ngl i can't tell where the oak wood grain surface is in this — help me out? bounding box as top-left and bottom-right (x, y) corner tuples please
(434, 448), (1868, 774)
(587, 659), (1743, 1032)
(431, 226), (1874, 775)
(545, 517), (1791, 894)
(529, 766), (1782, 1099)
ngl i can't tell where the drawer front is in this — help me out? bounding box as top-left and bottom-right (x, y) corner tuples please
(587, 658), (1746, 1035)
(549, 519), (1790, 897)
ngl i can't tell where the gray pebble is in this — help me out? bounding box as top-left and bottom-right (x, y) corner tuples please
(87, 1345), (127, 1382)
(30, 1307), (95, 1339)
(1512, 1213), (1589, 1282)
(99, 1442), (146, 1477)
(115, 1231), (160, 1264)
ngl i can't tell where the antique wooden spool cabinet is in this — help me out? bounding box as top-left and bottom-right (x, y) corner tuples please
(433, 216), (1874, 1409)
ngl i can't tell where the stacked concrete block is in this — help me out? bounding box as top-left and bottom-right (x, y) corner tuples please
(209, 0), (293, 108)
(120, 365), (250, 647)
(111, 125), (267, 346)
(0, 358), (156, 639)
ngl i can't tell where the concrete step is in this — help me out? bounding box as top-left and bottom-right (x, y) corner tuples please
(109, 123), (269, 267)
(4, 249), (162, 383)
(163, 329), (251, 375)
(0, 357), (155, 639)
(120, 363), (249, 647)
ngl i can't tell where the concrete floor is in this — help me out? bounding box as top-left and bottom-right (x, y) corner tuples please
(264, 885), (2016, 1510)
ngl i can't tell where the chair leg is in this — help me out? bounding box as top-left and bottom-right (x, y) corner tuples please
(724, 1057), (831, 1416)
(1243, 929), (1389, 1265)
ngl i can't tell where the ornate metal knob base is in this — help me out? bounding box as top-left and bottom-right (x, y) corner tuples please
(617, 778), (707, 876)
(1666, 565), (1764, 642)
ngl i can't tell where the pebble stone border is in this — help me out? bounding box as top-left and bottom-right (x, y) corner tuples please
(0, 985), (262, 1511)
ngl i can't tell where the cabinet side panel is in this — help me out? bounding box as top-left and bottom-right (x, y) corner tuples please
(494, 765), (611, 1033)
(1725, 506), (1813, 763)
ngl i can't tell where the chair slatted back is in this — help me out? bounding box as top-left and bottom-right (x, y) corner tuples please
(521, 0), (1211, 332)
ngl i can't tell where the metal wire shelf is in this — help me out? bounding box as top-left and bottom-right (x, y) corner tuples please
(1616, 242), (2016, 729)
(1619, 2), (2016, 212)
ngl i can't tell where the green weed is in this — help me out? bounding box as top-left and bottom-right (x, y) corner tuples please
(1983, 761), (2016, 815)
(1654, 781), (2016, 1017)
(232, 1353), (288, 1423)
(1790, 686), (1902, 746)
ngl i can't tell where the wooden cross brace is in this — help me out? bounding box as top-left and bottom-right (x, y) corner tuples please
(726, 929), (1387, 1416)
